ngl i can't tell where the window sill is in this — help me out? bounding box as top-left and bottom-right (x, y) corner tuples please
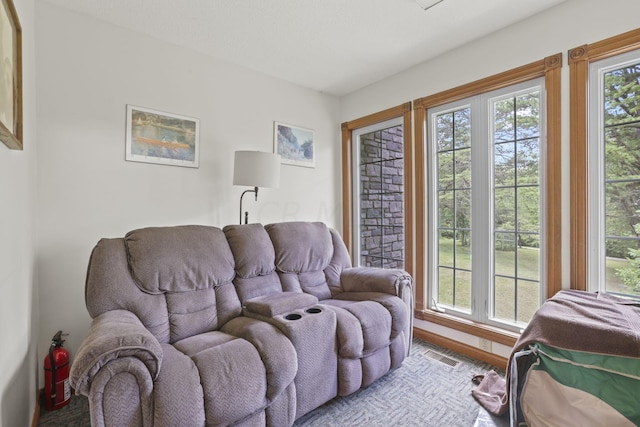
(415, 309), (519, 347)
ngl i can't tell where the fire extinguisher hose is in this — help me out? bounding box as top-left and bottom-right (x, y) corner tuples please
(48, 343), (58, 406)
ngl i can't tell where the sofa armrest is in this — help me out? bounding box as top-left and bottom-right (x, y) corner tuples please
(340, 267), (412, 297)
(244, 292), (318, 317)
(70, 309), (163, 396)
(340, 267), (414, 357)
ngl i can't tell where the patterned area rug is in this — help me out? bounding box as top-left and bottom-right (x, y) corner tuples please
(39, 338), (507, 427)
(475, 407), (510, 427)
(294, 338), (506, 426)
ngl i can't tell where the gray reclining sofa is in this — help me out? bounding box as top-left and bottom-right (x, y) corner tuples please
(70, 221), (413, 426)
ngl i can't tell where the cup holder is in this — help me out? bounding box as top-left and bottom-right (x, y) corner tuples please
(284, 313), (302, 321)
(305, 307), (322, 314)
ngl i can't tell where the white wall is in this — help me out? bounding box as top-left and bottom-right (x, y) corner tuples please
(35, 2), (341, 377)
(0, 0), (37, 424)
(29, 0), (640, 406)
(342, 0), (640, 119)
(340, 0), (640, 355)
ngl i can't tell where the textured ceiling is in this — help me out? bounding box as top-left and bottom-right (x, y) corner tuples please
(42, 0), (566, 96)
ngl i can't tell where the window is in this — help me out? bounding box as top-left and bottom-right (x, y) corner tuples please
(432, 106), (472, 312)
(569, 28), (640, 298)
(353, 118), (405, 269)
(415, 54), (562, 338)
(427, 81), (544, 330)
(341, 103), (414, 277)
(586, 50), (640, 299)
(492, 90), (543, 323)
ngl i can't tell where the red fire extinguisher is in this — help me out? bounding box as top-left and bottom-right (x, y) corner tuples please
(44, 330), (71, 410)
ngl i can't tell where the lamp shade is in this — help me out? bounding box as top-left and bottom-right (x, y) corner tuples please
(233, 151), (280, 189)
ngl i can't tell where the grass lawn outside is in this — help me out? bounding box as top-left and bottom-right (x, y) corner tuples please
(436, 238), (639, 324)
(437, 237), (540, 324)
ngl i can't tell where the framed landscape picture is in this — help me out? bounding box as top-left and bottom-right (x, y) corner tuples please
(125, 105), (200, 168)
(0, 0), (22, 150)
(274, 121), (314, 168)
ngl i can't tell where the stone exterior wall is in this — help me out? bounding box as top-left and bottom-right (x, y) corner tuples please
(359, 125), (404, 269)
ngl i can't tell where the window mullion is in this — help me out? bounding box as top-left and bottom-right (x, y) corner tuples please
(472, 96), (491, 324)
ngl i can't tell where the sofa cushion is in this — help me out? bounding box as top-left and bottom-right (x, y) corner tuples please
(266, 222), (335, 299)
(220, 317), (298, 402)
(125, 225), (235, 294)
(164, 284), (242, 343)
(343, 301), (392, 354)
(320, 300), (392, 357)
(266, 222), (333, 273)
(224, 224), (276, 279)
(319, 300), (394, 396)
(333, 292), (408, 340)
(174, 331), (268, 425)
(153, 344), (206, 426)
(85, 238), (172, 343)
(224, 224), (283, 303)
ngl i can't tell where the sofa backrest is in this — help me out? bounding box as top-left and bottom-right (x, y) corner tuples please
(85, 225), (242, 344)
(265, 222), (351, 300)
(84, 222), (353, 343)
(223, 222), (352, 304)
(223, 223), (283, 304)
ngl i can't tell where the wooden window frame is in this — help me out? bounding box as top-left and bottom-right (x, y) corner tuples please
(569, 28), (640, 291)
(341, 102), (414, 280)
(413, 54), (562, 345)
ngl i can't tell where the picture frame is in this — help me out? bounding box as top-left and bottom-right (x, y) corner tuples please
(0, 0), (22, 150)
(125, 105), (200, 168)
(274, 121), (315, 168)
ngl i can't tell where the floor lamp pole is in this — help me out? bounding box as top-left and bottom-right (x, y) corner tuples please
(239, 186), (259, 224)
